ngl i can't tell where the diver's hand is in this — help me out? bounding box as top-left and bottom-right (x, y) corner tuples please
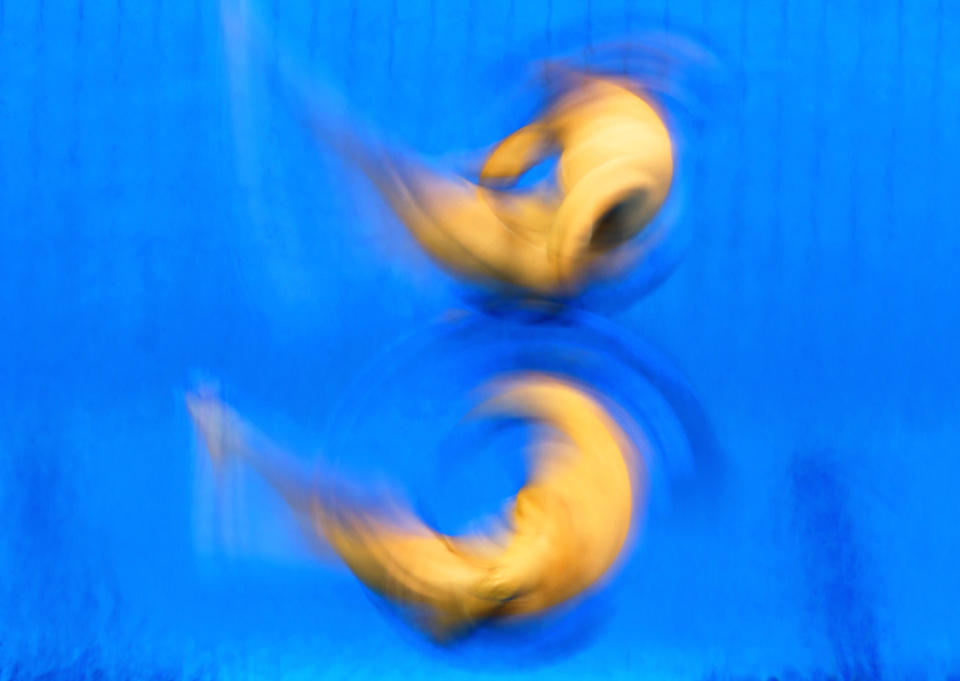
(185, 390), (251, 468)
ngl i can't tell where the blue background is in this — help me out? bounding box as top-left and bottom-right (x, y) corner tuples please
(1, 0), (958, 678)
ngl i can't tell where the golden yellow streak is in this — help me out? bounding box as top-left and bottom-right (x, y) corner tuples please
(187, 374), (644, 639)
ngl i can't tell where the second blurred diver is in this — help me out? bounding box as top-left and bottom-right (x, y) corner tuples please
(320, 67), (675, 298)
(187, 373), (645, 640)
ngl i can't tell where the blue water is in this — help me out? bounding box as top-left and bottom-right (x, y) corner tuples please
(2, 0), (958, 679)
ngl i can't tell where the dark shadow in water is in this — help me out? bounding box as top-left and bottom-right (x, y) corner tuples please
(789, 452), (883, 681)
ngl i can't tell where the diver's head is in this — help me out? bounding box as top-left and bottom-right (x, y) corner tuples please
(549, 153), (671, 288)
(588, 188), (653, 253)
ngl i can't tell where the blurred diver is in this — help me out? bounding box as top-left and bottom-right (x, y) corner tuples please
(187, 373), (645, 640)
(219, 0), (675, 299)
(324, 67), (675, 298)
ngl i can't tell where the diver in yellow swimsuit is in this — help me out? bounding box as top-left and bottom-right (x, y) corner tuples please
(187, 373), (645, 639)
(221, 2), (675, 298)
(316, 67), (674, 298)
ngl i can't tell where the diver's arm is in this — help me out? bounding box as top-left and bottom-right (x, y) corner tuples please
(479, 122), (554, 187)
(186, 392), (316, 517)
